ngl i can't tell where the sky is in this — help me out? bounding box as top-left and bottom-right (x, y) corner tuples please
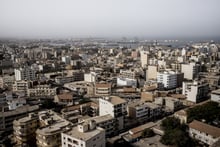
(0, 0), (220, 39)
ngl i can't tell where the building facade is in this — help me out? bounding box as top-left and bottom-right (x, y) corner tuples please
(61, 120), (105, 147)
(182, 81), (209, 103)
(189, 120), (220, 146)
(99, 96), (127, 130)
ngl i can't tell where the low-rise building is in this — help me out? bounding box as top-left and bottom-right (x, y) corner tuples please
(27, 85), (57, 97)
(127, 101), (149, 122)
(99, 96), (127, 131)
(54, 92), (74, 105)
(79, 114), (115, 137)
(211, 89), (220, 103)
(189, 120), (220, 146)
(174, 109), (187, 124)
(154, 97), (183, 111)
(61, 120), (105, 147)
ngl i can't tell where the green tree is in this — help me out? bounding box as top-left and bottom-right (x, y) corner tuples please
(141, 128), (155, 138)
(160, 117), (198, 147)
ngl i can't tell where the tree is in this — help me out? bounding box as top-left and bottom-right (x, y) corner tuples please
(141, 128), (155, 138)
(187, 101), (220, 123)
(160, 117), (198, 147)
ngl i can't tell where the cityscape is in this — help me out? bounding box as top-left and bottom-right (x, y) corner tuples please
(1, 0), (220, 147)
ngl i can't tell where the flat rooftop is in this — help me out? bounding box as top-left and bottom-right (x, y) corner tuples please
(64, 126), (104, 141)
(101, 96), (127, 105)
(80, 114), (114, 124)
(212, 89), (220, 95)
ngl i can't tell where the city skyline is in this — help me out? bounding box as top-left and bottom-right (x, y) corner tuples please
(0, 0), (220, 39)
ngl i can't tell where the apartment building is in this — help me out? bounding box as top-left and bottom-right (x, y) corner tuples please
(61, 120), (105, 147)
(79, 114), (115, 137)
(189, 120), (220, 146)
(157, 71), (177, 89)
(12, 80), (31, 96)
(84, 72), (97, 82)
(27, 85), (57, 97)
(14, 66), (36, 81)
(0, 74), (15, 88)
(182, 81), (209, 103)
(154, 97), (183, 111)
(146, 65), (158, 81)
(36, 110), (72, 147)
(13, 113), (39, 146)
(140, 51), (149, 68)
(99, 96), (127, 130)
(128, 101), (149, 122)
(181, 62), (200, 80)
(0, 105), (39, 141)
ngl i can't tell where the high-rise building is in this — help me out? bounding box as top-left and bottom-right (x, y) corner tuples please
(140, 51), (149, 68)
(146, 65), (158, 81)
(157, 71), (177, 89)
(182, 81), (209, 103)
(181, 62), (200, 80)
(14, 67), (36, 81)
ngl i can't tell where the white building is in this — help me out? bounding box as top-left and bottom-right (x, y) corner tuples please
(189, 120), (220, 146)
(62, 56), (71, 64)
(211, 89), (220, 103)
(61, 120), (105, 147)
(84, 72), (97, 83)
(99, 96), (127, 130)
(182, 81), (209, 103)
(157, 71), (177, 89)
(14, 67), (36, 81)
(117, 77), (137, 87)
(140, 51), (149, 68)
(181, 62), (200, 80)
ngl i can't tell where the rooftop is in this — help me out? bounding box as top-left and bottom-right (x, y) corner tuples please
(101, 96), (127, 105)
(64, 126), (104, 141)
(212, 89), (220, 95)
(95, 83), (111, 88)
(80, 114), (114, 124)
(0, 105), (39, 117)
(129, 122), (156, 135)
(189, 120), (220, 138)
(57, 92), (73, 100)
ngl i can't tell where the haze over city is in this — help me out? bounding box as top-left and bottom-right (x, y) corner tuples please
(1, 0), (220, 39)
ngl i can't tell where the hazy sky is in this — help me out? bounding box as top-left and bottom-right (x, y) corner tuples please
(0, 0), (220, 39)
